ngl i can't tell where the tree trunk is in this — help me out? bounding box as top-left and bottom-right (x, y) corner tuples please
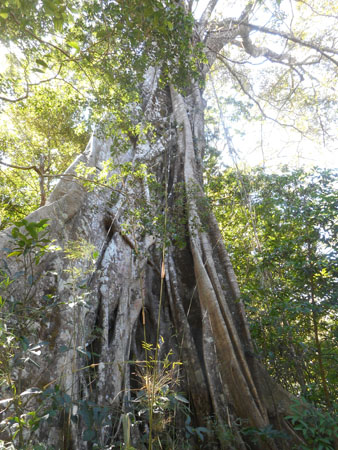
(0, 69), (298, 450)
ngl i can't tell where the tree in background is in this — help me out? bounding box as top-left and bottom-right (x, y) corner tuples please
(0, 1), (337, 449)
(0, 83), (89, 227)
(207, 166), (337, 407)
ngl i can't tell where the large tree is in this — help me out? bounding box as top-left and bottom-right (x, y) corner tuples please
(0, 1), (337, 448)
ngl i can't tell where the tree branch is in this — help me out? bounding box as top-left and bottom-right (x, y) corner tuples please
(199, 0), (219, 26)
(204, 2), (257, 69)
(0, 65), (63, 103)
(187, 0), (194, 13)
(0, 91), (29, 103)
(239, 24), (295, 64)
(8, 12), (96, 88)
(55, 77), (86, 98)
(0, 160), (43, 176)
(203, 20), (240, 70)
(295, 0), (338, 20)
(206, 16), (338, 71)
(9, 12), (71, 60)
(0, 73), (29, 103)
(215, 53), (306, 135)
(236, 21), (338, 66)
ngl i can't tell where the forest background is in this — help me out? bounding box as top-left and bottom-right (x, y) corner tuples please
(0, 0), (337, 449)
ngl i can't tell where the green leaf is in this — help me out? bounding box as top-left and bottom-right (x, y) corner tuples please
(36, 219), (49, 228)
(53, 17), (64, 32)
(36, 59), (49, 68)
(196, 427), (208, 441)
(174, 393), (189, 403)
(79, 405), (92, 427)
(67, 41), (80, 51)
(0, 12), (8, 19)
(43, 0), (58, 14)
(26, 223), (38, 239)
(59, 345), (70, 353)
(7, 250), (22, 258)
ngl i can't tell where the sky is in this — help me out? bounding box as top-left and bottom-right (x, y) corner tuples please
(0, 0), (337, 171)
(194, 0), (338, 171)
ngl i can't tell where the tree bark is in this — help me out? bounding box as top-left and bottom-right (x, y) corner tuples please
(0, 19), (299, 450)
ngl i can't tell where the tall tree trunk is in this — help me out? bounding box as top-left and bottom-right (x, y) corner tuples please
(0, 66), (299, 449)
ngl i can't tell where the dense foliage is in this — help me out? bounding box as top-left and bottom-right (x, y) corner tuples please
(0, 83), (89, 227)
(207, 165), (338, 407)
(0, 0), (199, 105)
(0, 0), (200, 227)
(0, 0), (338, 448)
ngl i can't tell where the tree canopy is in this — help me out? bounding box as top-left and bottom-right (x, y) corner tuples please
(1, 0), (338, 164)
(0, 1), (337, 449)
